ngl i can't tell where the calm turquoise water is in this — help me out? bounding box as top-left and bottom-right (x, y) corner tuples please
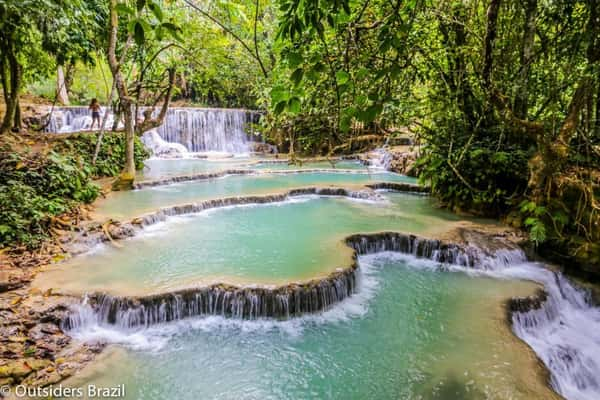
(95, 171), (416, 220)
(66, 254), (546, 399)
(138, 158), (251, 179)
(138, 158), (367, 180)
(41, 194), (467, 295)
(250, 160), (367, 170)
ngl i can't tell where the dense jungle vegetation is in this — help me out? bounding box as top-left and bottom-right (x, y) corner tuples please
(1, 0), (599, 277)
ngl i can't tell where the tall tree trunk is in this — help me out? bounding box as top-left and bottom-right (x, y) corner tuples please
(108, 0), (135, 189)
(56, 65), (70, 105)
(122, 101), (136, 176)
(595, 79), (600, 139)
(0, 40), (22, 134)
(514, 0), (537, 119)
(483, 0), (501, 89)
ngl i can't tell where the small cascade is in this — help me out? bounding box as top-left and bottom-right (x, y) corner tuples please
(364, 147), (393, 170)
(64, 268), (357, 329)
(155, 108), (251, 153)
(140, 129), (189, 158)
(44, 106), (257, 154)
(45, 106), (119, 132)
(511, 270), (600, 400)
(345, 231), (526, 268)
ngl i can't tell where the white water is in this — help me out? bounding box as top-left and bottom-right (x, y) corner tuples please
(45, 106), (256, 154)
(65, 243), (600, 400)
(366, 147), (393, 170)
(65, 256), (381, 351)
(140, 129), (189, 158)
(510, 268), (600, 400)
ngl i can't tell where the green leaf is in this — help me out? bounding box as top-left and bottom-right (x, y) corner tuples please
(270, 86), (288, 103)
(161, 22), (183, 42)
(287, 52), (303, 68)
(136, 0), (146, 12)
(359, 103), (383, 123)
(273, 100), (287, 115)
(340, 114), (352, 132)
(115, 3), (134, 15)
(336, 70), (350, 85)
(288, 97), (301, 114)
(134, 21), (145, 45)
(290, 68), (304, 86)
(147, 1), (163, 21)
(155, 25), (164, 40)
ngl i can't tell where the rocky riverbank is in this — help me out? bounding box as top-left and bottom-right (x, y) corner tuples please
(0, 254), (104, 387)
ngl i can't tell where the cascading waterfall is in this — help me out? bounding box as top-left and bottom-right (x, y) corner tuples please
(61, 227), (600, 400)
(155, 108), (251, 153)
(349, 232), (600, 400)
(45, 106), (116, 133)
(63, 268), (358, 329)
(510, 269), (600, 400)
(63, 232), (499, 331)
(44, 106), (258, 154)
(364, 147), (393, 170)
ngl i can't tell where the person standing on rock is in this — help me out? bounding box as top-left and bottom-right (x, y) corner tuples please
(89, 98), (101, 130)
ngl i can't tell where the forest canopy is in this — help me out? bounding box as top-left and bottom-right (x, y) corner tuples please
(1, 0), (599, 275)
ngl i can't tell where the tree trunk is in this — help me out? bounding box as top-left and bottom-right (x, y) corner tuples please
(483, 0), (501, 89)
(123, 101), (136, 176)
(56, 65), (70, 105)
(107, 0), (137, 189)
(514, 0), (537, 119)
(0, 41), (22, 134)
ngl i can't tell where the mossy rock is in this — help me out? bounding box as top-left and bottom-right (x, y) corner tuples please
(112, 173), (135, 191)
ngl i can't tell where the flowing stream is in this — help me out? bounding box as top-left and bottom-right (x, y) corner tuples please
(37, 110), (600, 400)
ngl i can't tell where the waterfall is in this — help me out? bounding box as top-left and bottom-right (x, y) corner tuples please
(511, 270), (600, 400)
(155, 108), (251, 153)
(45, 106), (115, 133)
(61, 228), (600, 400)
(347, 232), (600, 400)
(44, 106), (258, 154)
(63, 268), (358, 329)
(364, 147), (393, 170)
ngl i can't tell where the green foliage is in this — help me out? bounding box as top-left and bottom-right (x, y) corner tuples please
(519, 201), (548, 245)
(418, 140), (532, 216)
(53, 133), (149, 177)
(0, 146), (99, 249)
(0, 134), (149, 249)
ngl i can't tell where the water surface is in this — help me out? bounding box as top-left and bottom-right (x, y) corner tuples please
(40, 194), (475, 295)
(64, 254), (555, 400)
(95, 171), (416, 220)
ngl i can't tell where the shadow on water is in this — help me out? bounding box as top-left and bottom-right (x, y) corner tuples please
(421, 374), (487, 400)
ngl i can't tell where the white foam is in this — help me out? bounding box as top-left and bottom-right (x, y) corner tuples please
(67, 259), (381, 351)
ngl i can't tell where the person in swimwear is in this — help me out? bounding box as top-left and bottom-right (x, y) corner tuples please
(89, 98), (101, 130)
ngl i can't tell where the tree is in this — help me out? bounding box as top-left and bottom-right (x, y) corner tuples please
(0, 0), (102, 133)
(106, 0), (182, 189)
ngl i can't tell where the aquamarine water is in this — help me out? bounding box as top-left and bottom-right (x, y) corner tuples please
(137, 158), (367, 180)
(40, 193), (471, 295)
(138, 158), (251, 179)
(95, 171), (416, 220)
(65, 254), (553, 399)
(250, 160), (368, 170)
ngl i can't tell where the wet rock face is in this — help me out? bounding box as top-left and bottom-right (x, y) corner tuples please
(346, 232), (479, 266)
(508, 289), (549, 314)
(0, 291), (99, 387)
(66, 265), (358, 328)
(250, 142), (278, 154)
(366, 182), (429, 194)
(388, 150), (418, 176)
